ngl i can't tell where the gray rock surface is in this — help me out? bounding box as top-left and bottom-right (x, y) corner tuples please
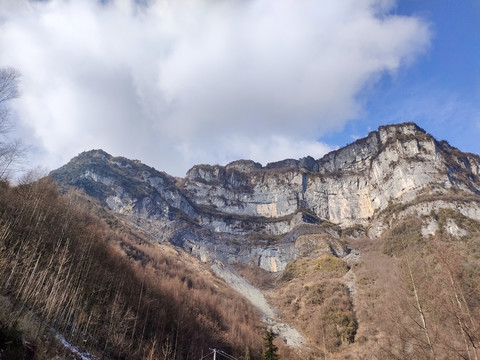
(50, 122), (480, 269)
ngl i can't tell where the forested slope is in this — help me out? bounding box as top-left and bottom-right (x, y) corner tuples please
(0, 178), (266, 359)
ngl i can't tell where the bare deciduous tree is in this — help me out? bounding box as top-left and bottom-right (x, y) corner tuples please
(0, 67), (20, 132)
(0, 67), (24, 181)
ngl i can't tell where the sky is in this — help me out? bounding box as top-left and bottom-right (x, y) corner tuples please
(0, 0), (479, 177)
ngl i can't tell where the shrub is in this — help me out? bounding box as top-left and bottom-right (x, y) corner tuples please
(383, 217), (424, 256)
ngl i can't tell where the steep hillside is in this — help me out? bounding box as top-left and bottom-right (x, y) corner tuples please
(0, 179), (267, 359)
(48, 122), (480, 359)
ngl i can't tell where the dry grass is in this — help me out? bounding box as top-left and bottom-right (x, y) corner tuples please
(268, 251), (355, 358)
(233, 263), (278, 290)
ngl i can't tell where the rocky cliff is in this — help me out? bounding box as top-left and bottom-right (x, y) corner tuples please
(183, 122), (480, 226)
(50, 122), (480, 273)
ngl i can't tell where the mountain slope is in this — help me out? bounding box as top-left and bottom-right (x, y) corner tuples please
(48, 122), (480, 359)
(0, 179), (266, 359)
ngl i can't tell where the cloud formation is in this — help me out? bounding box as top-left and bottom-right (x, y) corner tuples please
(0, 0), (430, 175)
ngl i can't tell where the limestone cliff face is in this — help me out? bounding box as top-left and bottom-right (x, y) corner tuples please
(50, 122), (480, 272)
(50, 149), (198, 221)
(182, 123), (480, 228)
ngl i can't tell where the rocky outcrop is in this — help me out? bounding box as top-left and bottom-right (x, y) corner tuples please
(50, 122), (480, 272)
(182, 122), (480, 229)
(51, 149), (198, 221)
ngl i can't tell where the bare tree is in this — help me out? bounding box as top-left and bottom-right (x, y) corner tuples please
(0, 67), (24, 180)
(0, 67), (20, 131)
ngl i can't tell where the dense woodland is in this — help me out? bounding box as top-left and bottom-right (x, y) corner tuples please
(0, 178), (266, 359)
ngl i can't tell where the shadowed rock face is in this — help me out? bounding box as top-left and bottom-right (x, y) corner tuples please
(50, 122), (480, 272)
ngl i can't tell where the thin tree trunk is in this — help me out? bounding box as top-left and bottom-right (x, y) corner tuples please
(406, 259), (436, 359)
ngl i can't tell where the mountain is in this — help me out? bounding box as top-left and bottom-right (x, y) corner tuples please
(50, 122), (480, 267)
(20, 122), (480, 358)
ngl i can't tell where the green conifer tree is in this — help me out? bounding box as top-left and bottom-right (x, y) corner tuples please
(263, 329), (280, 360)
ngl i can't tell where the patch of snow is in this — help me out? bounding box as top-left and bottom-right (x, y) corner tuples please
(56, 334), (96, 360)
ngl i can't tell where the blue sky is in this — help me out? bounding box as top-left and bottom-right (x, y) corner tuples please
(324, 0), (480, 153)
(0, 0), (479, 176)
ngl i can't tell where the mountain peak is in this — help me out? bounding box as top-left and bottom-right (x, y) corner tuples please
(80, 149), (112, 158)
(377, 121), (425, 134)
(52, 121), (480, 233)
(52, 121), (480, 235)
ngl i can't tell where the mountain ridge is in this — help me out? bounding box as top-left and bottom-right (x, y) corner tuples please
(50, 121), (480, 267)
(51, 123), (480, 226)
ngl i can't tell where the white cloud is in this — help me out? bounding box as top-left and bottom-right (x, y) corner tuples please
(0, 0), (430, 176)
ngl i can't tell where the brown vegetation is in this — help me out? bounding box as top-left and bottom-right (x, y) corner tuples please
(269, 251), (355, 358)
(345, 214), (480, 359)
(0, 178), (265, 359)
(263, 209), (480, 359)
